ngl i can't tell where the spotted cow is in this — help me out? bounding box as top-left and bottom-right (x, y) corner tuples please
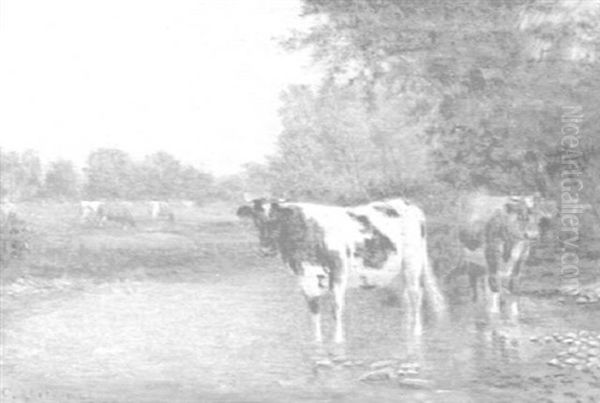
(237, 198), (446, 343)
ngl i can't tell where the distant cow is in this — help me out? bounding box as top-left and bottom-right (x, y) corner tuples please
(449, 193), (551, 317)
(149, 201), (174, 222)
(80, 201), (103, 222)
(0, 199), (16, 217)
(97, 202), (136, 228)
(237, 198), (445, 343)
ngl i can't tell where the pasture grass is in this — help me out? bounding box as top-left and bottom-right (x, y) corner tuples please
(1, 201), (597, 296)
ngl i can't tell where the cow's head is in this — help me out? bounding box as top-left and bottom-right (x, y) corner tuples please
(237, 198), (286, 257)
(504, 197), (541, 240)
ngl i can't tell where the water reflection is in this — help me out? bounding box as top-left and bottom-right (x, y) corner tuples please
(2, 270), (599, 402)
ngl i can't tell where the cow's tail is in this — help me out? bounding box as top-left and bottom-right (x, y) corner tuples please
(420, 221), (447, 315)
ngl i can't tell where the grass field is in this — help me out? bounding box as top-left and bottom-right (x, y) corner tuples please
(2, 199), (598, 292)
(1, 201), (258, 282)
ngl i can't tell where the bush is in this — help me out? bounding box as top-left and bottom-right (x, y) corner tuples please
(1, 213), (30, 265)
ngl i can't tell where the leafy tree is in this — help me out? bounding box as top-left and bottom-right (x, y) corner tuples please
(0, 150), (42, 200)
(44, 160), (79, 199)
(270, 0), (600, 204)
(84, 148), (137, 199)
(136, 152), (213, 200)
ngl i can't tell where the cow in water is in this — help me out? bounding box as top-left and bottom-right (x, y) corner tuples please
(237, 198), (446, 343)
(97, 202), (136, 228)
(448, 193), (552, 317)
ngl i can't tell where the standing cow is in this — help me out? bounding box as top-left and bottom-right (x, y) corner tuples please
(97, 202), (136, 228)
(80, 201), (103, 223)
(449, 193), (548, 317)
(237, 197), (445, 343)
(149, 201), (175, 222)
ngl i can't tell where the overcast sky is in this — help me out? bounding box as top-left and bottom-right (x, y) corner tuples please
(0, 0), (319, 175)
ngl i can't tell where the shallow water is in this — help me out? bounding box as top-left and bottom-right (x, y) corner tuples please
(2, 264), (599, 403)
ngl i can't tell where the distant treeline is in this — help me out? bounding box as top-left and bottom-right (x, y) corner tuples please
(0, 148), (224, 202)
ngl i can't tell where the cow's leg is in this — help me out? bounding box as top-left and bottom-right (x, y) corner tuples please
(468, 265), (479, 302)
(485, 242), (503, 314)
(506, 241), (529, 320)
(305, 296), (322, 343)
(298, 266), (328, 343)
(332, 278), (347, 343)
(404, 258), (423, 336)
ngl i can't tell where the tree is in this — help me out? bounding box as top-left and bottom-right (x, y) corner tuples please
(136, 152), (213, 200)
(0, 149), (42, 200)
(270, 0), (600, 202)
(138, 152), (183, 198)
(84, 149), (137, 199)
(44, 160), (79, 199)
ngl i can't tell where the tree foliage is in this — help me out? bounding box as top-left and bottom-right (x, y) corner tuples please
(43, 160), (79, 199)
(0, 150), (43, 200)
(260, 0), (600, 209)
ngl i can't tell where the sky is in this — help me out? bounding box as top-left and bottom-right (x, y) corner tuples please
(0, 0), (319, 175)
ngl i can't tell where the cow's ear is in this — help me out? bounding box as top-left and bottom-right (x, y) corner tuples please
(236, 205), (254, 218)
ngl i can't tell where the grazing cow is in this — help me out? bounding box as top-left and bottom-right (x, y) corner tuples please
(149, 201), (175, 222)
(0, 199), (16, 217)
(80, 201), (103, 222)
(449, 193), (549, 317)
(97, 202), (136, 228)
(237, 198), (445, 343)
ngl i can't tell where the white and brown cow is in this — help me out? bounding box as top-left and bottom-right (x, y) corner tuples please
(449, 193), (550, 318)
(97, 202), (136, 228)
(149, 201), (175, 222)
(80, 201), (104, 223)
(237, 198), (446, 343)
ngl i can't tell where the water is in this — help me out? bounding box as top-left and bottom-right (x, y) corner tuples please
(2, 263), (599, 402)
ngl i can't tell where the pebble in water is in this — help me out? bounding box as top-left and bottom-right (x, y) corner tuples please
(370, 360), (397, 370)
(315, 359), (334, 368)
(564, 357), (580, 366)
(397, 378), (433, 390)
(548, 358), (562, 367)
(360, 368), (395, 382)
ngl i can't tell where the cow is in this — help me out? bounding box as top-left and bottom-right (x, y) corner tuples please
(237, 197), (446, 344)
(448, 193), (551, 317)
(0, 199), (16, 218)
(97, 202), (136, 228)
(149, 201), (175, 222)
(80, 201), (103, 222)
